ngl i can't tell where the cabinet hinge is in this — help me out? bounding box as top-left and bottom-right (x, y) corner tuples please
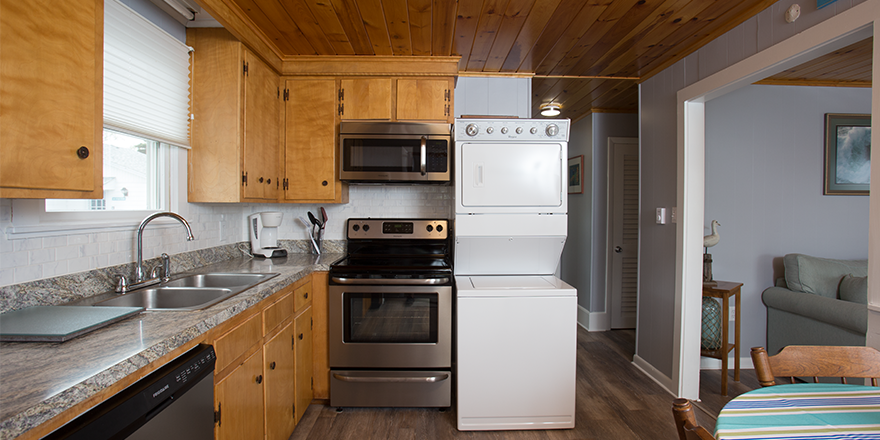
(311, 317), (313, 330)
(243, 61), (249, 76)
(445, 89), (450, 101)
(283, 88), (289, 101)
(242, 172), (248, 186)
(338, 88), (344, 100)
(311, 377), (314, 390)
(338, 103), (344, 116)
(291, 334), (295, 349)
(214, 403), (221, 426)
(445, 104), (450, 116)
(293, 403), (296, 417)
(283, 178), (289, 191)
(277, 87), (280, 99)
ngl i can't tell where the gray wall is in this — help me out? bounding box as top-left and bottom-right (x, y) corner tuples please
(637, 0), (866, 377)
(705, 84), (870, 354)
(561, 113), (638, 321)
(453, 77), (531, 119)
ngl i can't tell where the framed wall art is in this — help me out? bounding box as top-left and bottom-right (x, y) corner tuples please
(824, 113), (871, 195)
(568, 155), (583, 194)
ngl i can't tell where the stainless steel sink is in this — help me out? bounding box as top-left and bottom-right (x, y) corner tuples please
(163, 273), (277, 289)
(94, 272), (279, 311)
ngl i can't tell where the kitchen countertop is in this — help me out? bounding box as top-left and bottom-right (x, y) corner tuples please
(0, 252), (342, 440)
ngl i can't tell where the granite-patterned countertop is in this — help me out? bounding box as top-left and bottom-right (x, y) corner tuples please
(0, 252), (342, 440)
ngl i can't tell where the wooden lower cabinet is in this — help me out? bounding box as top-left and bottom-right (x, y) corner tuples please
(212, 274), (319, 440)
(215, 348), (265, 440)
(294, 306), (313, 423)
(264, 322), (296, 440)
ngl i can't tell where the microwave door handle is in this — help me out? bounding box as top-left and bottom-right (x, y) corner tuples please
(420, 136), (427, 176)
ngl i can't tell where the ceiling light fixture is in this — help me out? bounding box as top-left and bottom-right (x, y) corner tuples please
(540, 103), (561, 117)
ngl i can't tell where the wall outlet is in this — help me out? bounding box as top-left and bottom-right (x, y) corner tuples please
(671, 207), (677, 223)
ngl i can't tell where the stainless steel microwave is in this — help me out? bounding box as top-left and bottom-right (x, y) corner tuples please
(339, 121), (452, 183)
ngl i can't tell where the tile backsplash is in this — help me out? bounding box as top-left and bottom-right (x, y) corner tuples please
(0, 185), (453, 288)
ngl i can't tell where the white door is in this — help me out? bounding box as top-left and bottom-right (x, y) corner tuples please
(608, 137), (639, 329)
(458, 142), (563, 208)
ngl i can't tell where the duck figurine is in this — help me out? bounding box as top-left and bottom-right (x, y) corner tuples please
(703, 220), (721, 249)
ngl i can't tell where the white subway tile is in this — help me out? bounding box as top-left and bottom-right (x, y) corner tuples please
(14, 265), (41, 284)
(30, 248), (55, 265)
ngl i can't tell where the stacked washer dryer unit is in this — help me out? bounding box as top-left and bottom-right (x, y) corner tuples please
(454, 118), (577, 431)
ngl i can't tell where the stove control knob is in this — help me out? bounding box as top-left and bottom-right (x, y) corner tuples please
(436, 225), (443, 232)
(465, 123), (479, 136)
(486, 127), (494, 134)
(546, 124), (559, 137)
(426, 225), (434, 232)
(363, 224), (370, 232)
(352, 224), (360, 231)
(501, 127), (508, 134)
(516, 127), (523, 134)
(530, 127), (538, 134)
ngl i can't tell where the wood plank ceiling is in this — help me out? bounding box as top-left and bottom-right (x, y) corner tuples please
(196, 0), (868, 122)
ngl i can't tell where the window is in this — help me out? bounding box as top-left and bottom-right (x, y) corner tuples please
(10, 0), (190, 236)
(43, 0), (190, 214)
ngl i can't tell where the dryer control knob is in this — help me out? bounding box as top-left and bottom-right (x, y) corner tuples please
(546, 124), (559, 136)
(465, 123), (479, 136)
(516, 127), (523, 134)
(501, 127), (508, 134)
(530, 127), (538, 134)
(486, 127), (494, 134)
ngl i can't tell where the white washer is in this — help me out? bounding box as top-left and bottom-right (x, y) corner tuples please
(455, 275), (577, 431)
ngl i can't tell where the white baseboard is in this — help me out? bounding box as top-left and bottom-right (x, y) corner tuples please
(577, 304), (610, 331)
(700, 356), (754, 370)
(632, 354), (675, 396)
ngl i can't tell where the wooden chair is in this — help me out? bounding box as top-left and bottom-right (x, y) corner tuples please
(751, 345), (880, 387)
(672, 398), (715, 440)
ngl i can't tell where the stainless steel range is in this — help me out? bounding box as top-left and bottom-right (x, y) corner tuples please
(328, 218), (452, 408)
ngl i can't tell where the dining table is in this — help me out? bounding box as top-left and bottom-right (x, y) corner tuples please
(715, 383), (880, 439)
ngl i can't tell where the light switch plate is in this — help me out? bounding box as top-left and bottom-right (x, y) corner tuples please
(656, 207), (666, 224)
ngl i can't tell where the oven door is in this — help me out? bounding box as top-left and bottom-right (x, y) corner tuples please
(329, 284), (452, 369)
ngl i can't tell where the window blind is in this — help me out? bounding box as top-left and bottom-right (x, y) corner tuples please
(104, 0), (191, 148)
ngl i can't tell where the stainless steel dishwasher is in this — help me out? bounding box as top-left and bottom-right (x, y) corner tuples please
(44, 344), (216, 440)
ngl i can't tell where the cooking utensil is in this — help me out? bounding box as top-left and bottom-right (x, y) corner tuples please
(320, 207), (328, 227)
(298, 216), (320, 254)
(308, 211), (323, 228)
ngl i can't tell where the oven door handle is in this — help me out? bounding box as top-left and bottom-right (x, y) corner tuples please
(333, 373), (449, 383)
(420, 136), (427, 176)
(331, 277), (449, 285)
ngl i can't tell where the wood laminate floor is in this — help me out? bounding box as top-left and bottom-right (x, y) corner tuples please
(291, 327), (759, 439)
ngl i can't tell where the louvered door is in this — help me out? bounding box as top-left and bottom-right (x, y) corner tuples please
(610, 138), (639, 329)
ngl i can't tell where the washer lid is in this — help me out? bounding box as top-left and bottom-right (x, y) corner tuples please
(457, 275), (573, 290)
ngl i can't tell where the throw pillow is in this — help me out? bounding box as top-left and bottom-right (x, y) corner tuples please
(839, 274), (868, 305)
(784, 254), (868, 298)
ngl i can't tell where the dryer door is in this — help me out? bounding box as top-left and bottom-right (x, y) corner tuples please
(458, 142), (564, 209)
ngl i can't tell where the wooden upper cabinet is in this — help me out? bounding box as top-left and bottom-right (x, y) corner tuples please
(283, 79), (346, 203)
(339, 78), (392, 120)
(397, 78), (453, 122)
(188, 28), (281, 203)
(242, 51), (282, 200)
(0, 0), (103, 198)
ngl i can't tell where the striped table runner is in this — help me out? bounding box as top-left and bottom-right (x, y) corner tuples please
(715, 383), (880, 439)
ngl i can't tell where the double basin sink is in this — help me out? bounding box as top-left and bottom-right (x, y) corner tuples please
(95, 273), (279, 311)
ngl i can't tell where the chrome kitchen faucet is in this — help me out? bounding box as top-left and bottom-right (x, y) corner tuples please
(117, 212), (195, 293)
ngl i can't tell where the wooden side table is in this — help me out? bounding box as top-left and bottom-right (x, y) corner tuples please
(701, 281), (742, 396)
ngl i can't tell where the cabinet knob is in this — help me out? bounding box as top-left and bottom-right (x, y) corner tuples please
(267, 178), (271, 184)
(270, 361), (276, 370)
(303, 292), (308, 299)
(298, 333), (304, 340)
(322, 180), (328, 186)
(76, 146), (90, 159)
(255, 374), (263, 384)
(259, 177), (264, 183)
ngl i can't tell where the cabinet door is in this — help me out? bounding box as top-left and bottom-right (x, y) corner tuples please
(215, 348), (265, 440)
(264, 322), (296, 440)
(242, 51), (281, 201)
(283, 79), (338, 202)
(339, 78), (392, 120)
(0, 0), (102, 197)
(294, 306), (313, 423)
(311, 272), (330, 400)
(397, 78), (452, 122)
